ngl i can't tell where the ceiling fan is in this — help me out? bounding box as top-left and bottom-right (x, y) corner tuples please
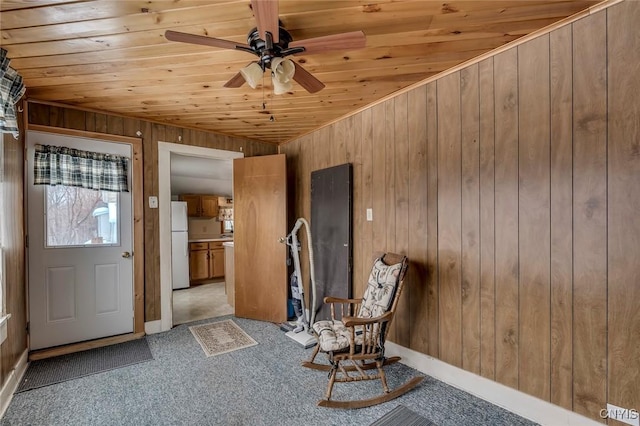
(165, 0), (366, 94)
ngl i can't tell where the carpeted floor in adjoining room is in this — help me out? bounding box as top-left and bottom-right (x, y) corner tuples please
(1, 316), (538, 426)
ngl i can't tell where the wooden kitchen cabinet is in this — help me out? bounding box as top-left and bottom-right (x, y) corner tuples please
(189, 242), (210, 281)
(189, 241), (225, 283)
(200, 196), (219, 217)
(209, 243), (225, 278)
(179, 194), (219, 218)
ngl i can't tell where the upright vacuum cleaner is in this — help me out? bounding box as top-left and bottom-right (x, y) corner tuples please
(280, 218), (317, 349)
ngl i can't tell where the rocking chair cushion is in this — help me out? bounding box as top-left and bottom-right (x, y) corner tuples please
(313, 320), (364, 352)
(358, 257), (403, 319)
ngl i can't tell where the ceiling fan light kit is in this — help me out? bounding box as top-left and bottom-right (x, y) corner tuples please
(240, 62), (264, 89)
(165, 0), (366, 94)
(271, 58), (295, 94)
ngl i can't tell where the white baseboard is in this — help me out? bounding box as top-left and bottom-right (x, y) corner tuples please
(144, 320), (163, 335)
(386, 342), (601, 426)
(0, 349), (28, 418)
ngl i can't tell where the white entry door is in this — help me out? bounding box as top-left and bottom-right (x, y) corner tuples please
(27, 131), (134, 350)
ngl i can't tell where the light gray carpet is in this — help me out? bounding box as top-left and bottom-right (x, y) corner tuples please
(2, 316), (538, 426)
(15, 338), (153, 393)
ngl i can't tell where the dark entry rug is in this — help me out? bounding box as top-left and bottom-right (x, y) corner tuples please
(16, 338), (153, 393)
(370, 405), (436, 426)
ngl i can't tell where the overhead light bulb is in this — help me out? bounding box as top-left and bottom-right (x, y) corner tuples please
(272, 77), (293, 94)
(271, 58), (295, 94)
(240, 62), (263, 89)
(271, 58), (295, 83)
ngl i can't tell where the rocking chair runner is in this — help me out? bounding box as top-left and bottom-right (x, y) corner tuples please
(302, 252), (424, 408)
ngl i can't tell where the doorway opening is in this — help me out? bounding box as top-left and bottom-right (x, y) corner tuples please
(169, 154), (234, 325)
(157, 142), (243, 332)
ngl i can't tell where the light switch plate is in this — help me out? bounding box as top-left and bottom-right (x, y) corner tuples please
(149, 196), (158, 209)
(366, 208), (373, 221)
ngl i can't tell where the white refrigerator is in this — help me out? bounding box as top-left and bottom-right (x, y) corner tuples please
(171, 201), (190, 290)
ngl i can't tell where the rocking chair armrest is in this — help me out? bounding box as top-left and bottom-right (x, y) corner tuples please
(323, 296), (361, 305)
(342, 311), (393, 327)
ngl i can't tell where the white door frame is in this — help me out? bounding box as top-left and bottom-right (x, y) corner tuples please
(157, 142), (243, 332)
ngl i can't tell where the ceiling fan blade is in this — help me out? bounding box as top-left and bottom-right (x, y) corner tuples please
(290, 31), (366, 55)
(165, 30), (250, 51)
(223, 72), (246, 88)
(251, 0), (279, 43)
(292, 62), (325, 93)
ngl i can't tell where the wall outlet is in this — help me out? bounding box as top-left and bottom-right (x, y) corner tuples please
(366, 208), (373, 222)
(149, 196), (158, 209)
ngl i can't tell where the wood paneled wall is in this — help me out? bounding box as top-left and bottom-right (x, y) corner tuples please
(26, 102), (277, 322)
(0, 127), (27, 392)
(280, 1), (640, 422)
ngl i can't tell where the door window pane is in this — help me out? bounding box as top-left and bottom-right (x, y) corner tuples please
(45, 186), (119, 247)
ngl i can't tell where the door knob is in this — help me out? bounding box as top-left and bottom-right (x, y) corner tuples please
(122, 251), (132, 258)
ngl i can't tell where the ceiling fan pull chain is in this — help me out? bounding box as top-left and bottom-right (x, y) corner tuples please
(262, 74), (266, 111)
(270, 88), (276, 122)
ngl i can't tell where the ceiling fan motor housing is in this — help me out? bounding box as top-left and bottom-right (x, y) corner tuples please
(247, 27), (302, 69)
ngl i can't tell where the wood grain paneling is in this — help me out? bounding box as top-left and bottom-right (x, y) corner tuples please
(572, 12), (608, 421)
(493, 48), (520, 389)
(517, 35), (551, 401)
(360, 109), (374, 298)
(0, 130), (27, 391)
(478, 57), (496, 380)
(384, 100), (397, 258)
(407, 86), (429, 353)
(549, 24), (574, 410)
(393, 93), (410, 346)
(425, 82), (439, 359)
(460, 64), (481, 375)
(607, 1), (640, 416)
(233, 154), (287, 323)
(437, 72), (462, 368)
(371, 103), (387, 255)
(144, 123), (161, 320)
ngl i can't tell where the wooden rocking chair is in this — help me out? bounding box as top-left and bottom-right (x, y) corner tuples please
(302, 252), (423, 408)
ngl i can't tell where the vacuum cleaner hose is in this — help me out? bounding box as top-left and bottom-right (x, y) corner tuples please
(300, 218), (317, 331)
(284, 218), (317, 333)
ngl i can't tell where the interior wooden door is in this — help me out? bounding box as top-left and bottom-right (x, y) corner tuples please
(233, 154), (287, 322)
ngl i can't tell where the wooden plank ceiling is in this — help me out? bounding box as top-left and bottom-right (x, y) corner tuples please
(1, 0), (598, 144)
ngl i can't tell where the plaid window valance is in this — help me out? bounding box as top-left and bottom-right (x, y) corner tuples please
(34, 144), (129, 192)
(0, 48), (26, 139)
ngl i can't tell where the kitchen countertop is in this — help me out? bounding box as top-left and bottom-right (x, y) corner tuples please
(189, 237), (233, 243)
